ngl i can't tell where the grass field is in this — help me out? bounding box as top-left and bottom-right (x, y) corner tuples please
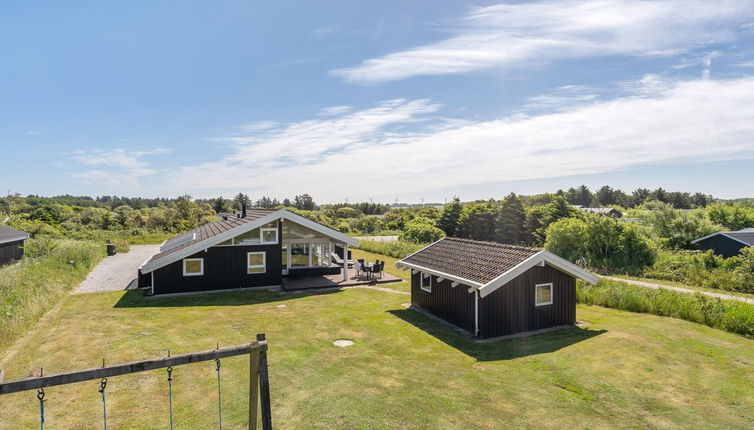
(1, 285), (754, 429)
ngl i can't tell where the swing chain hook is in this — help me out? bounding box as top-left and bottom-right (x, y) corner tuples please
(215, 358), (221, 371)
(37, 388), (45, 402)
(99, 377), (108, 393)
(167, 366), (173, 381)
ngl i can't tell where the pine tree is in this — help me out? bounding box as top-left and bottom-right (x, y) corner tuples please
(437, 197), (462, 237)
(494, 193), (526, 244)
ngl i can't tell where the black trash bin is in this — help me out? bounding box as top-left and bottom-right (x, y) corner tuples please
(106, 241), (116, 256)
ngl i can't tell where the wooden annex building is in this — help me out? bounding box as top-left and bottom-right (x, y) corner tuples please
(139, 207), (359, 295)
(0, 226), (29, 266)
(692, 228), (754, 258)
(396, 238), (598, 339)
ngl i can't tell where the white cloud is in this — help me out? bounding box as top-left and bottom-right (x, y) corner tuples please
(69, 148), (172, 186)
(318, 105), (353, 116)
(523, 85), (600, 112)
(330, 0), (753, 84)
(170, 77), (754, 201)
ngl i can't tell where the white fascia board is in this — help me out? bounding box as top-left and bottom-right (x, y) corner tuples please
(141, 211), (283, 273)
(477, 250), (598, 299)
(690, 231), (751, 246)
(719, 233), (752, 247)
(477, 252), (545, 298)
(396, 260), (483, 289)
(0, 234), (29, 245)
(691, 231), (724, 244)
(278, 210), (359, 247)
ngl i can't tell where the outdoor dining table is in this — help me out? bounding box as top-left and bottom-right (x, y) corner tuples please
(361, 262), (375, 279)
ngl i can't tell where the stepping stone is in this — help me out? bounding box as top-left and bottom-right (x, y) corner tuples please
(333, 339), (354, 347)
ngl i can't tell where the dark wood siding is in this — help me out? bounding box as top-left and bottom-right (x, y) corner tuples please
(478, 265), (576, 338)
(696, 235), (746, 258)
(0, 240), (24, 266)
(152, 243), (282, 295)
(411, 272), (476, 334)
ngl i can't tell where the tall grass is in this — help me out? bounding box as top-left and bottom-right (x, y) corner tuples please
(0, 239), (104, 351)
(355, 239), (425, 259)
(578, 279), (754, 338)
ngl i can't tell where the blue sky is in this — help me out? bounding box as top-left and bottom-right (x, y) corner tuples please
(2, 0), (754, 203)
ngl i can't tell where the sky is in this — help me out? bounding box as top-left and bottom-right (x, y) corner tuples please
(2, 0), (754, 203)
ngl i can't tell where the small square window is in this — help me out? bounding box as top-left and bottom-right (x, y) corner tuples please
(535, 283), (553, 306)
(420, 274), (432, 293)
(183, 258), (204, 276)
(248, 252), (266, 274)
(260, 228), (278, 244)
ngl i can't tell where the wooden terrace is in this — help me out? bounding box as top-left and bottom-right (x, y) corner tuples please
(282, 267), (402, 291)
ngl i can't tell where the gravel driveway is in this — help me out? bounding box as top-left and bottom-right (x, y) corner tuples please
(74, 245), (160, 294)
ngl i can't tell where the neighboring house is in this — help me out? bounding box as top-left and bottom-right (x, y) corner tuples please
(691, 228), (754, 258)
(396, 238), (598, 339)
(0, 226), (30, 266)
(572, 205), (623, 218)
(139, 207), (359, 295)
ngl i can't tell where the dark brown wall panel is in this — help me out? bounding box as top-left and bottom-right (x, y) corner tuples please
(479, 265), (576, 338)
(411, 272), (476, 334)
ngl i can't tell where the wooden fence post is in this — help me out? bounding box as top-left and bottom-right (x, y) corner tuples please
(249, 343), (260, 430)
(257, 333), (272, 430)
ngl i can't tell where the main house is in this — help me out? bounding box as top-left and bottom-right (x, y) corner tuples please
(692, 228), (754, 258)
(0, 226), (29, 266)
(396, 238), (598, 339)
(139, 207), (358, 295)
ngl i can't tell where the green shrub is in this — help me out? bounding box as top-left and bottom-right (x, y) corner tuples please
(399, 219), (445, 244)
(577, 279), (754, 339)
(644, 249), (754, 294)
(0, 239), (105, 350)
(545, 215), (655, 274)
(355, 240), (425, 259)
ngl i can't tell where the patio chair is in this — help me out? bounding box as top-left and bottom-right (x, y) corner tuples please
(354, 260), (364, 278)
(370, 261), (384, 279)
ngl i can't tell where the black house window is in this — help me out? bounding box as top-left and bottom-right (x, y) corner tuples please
(535, 283), (553, 306)
(420, 274), (432, 293)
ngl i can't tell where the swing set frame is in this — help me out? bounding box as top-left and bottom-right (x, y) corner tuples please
(0, 333), (272, 430)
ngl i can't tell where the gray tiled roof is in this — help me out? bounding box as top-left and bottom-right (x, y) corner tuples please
(0, 226), (29, 242)
(145, 209), (275, 264)
(401, 238), (540, 285)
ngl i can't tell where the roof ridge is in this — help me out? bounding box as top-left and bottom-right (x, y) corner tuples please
(442, 237), (541, 252)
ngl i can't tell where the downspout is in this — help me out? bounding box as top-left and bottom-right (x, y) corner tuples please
(474, 289), (479, 338)
(150, 272), (155, 296)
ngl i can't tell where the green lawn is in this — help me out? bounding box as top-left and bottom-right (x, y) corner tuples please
(2, 286), (754, 429)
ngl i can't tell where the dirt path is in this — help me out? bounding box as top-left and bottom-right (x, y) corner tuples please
(354, 235), (399, 243)
(600, 276), (754, 305)
(74, 245), (160, 294)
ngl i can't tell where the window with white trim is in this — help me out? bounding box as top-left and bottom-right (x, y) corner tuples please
(535, 283), (553, 306)
(183, 258), (204, 276)
(420, 274), (432, 293)
(260, 227), (278, 244)
(247, 252), (266, 274)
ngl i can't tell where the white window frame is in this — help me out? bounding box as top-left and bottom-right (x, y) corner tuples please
(182, 258), (204, 276)
(260, 227), (278, 244)
(535, 283), (553, 306)
(247, 251), (266, 274)
(420, 274), (432, 293)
